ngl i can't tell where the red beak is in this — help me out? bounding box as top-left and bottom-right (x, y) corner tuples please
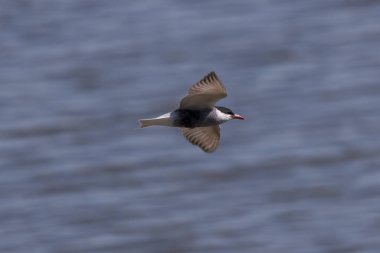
(232, 114), (245, 120)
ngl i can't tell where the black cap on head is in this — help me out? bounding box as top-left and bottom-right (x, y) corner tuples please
(216, 106), (235, 115)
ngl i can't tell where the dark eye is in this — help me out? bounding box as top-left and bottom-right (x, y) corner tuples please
(226, 109), (235, 115)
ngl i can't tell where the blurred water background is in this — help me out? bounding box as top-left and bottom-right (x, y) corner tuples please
(1, 0), (380, 252)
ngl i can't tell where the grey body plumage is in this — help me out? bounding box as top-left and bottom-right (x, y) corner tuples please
(172, 107), (222, 128)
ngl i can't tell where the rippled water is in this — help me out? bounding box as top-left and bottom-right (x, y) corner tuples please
(1, 0), (380, 252)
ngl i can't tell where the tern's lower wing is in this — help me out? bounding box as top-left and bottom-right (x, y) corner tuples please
(181, 125), (220, 153)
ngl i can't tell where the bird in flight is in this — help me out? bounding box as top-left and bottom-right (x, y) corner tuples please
(139, 71), (244, 153)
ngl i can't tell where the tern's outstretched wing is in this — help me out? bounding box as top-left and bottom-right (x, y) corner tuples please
(180, 72), (227, 109)
(181, 125), (220, 153)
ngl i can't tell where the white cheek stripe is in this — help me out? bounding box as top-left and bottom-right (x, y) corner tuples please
(215, 109), (232, 122)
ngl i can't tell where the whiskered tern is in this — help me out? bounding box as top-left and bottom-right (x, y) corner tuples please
(139, 72), (244, 153)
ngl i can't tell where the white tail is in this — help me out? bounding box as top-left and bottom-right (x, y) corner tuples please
(138, 113), (173, 128)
